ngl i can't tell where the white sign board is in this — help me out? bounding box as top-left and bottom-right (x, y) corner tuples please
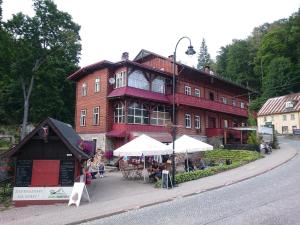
(68, 182), (90, 207)
(13, 187), (73, 201)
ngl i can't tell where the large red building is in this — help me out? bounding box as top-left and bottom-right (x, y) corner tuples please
(68, 50), (251, 151)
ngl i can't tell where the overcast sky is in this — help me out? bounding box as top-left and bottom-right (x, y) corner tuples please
(2, 0), (300, 67)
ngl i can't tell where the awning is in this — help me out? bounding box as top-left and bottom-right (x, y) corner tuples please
(130, 132), (172, 143)
(106, 130), (127, 138)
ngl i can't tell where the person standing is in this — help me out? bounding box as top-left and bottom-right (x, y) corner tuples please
(99, 161), (105, 178)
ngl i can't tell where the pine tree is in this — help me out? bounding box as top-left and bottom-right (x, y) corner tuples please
(197, 38), (211, 70)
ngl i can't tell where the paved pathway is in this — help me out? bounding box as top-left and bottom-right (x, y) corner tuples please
(0, 137), (297, 225)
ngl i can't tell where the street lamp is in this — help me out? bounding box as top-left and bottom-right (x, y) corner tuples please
(171, 37), (196, 187)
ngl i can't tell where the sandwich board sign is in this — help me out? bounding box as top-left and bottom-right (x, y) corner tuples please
(68, 182), (90, 207)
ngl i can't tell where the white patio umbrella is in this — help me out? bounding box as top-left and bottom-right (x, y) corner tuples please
(113, 134), (172, 181)
(171, 135), (213, 172)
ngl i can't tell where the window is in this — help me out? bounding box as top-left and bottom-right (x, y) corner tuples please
(240, 102), (245, 109)
(94, 77), (100, 92)
(232, 99), (236, 107)
(128, 70), (149, 90)
(283, 115), (287, 121)
(224, 119), (228, 128)
(116, 71), (126, 88)
(195, 89), (200, 97)
(80, 109), (86, 126)
(151, 76), (165, 93)
(185, 86), (191, 95)
(282, 126), (288, 134)
(195, 115), (201, 129)
(185, 114), (191, 128)
(93, 107), (100, 125)
(264, 116), (267, 122)
(221, 97), (227, 104)
(150, 105), (171, 126)
(285, 101), (294, 108)
(291, 114), (295, 120)
(209, 92), (214, 101)
(128, 102), (149, 124)
(82, 82), (87, 96)
(114, 103), (125, 123)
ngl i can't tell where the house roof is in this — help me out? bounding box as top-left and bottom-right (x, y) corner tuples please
(107, 86), (170, 103)
(134, 49), (255, 94)
(67, 59), (171, 81)
(1, 118), (92, 160)
(257, 93), (300, 116)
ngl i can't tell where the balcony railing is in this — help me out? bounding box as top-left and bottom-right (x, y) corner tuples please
(170, 94), (248, 117)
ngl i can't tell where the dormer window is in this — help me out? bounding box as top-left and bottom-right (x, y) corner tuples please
(285, 101), (294, 108)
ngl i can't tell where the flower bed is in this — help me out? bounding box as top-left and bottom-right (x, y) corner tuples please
(155, 149), (262, 187)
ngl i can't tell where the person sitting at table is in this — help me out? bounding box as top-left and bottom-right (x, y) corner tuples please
(148, 162), (161, 182)
(184, 158), (195, 172)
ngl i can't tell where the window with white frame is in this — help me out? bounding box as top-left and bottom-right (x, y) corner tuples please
(221, 97), (227, 104)
(195, 88), (200, 97)
(150, 105), (171, 126)
(116, 71), (126, 88)
(128, 102), (149, 124)
(82, 82), (87, 96)
(240, 102), (245, 108)
(128, 70), (149, 90)
(291, 114), (295, 120)
(185, 114), (191, 128)
(151, 76), (165, 93)
(114, 103), (125, 123)
(94, 77), (100, 92)
(195, 115), (201, 129)
(185, 86), (191, 95)
(92, 107), (100, 125)
(80, 109), (87, 126)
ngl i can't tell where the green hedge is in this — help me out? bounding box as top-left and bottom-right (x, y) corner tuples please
(155, 149), (262, 188)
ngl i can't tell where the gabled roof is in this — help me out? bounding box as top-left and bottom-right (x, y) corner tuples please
(1, 118), (91, 160)
(258, 93), (300, 116)
(68, 59), (171, 81)
(134, 49), (255, 93)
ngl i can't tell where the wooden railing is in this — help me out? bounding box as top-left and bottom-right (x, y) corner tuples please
(168, 94), (248, 117)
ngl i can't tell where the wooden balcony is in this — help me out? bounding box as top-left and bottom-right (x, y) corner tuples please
(170, 94), (248, 117)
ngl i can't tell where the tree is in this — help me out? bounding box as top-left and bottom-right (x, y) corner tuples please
(5, 0), (81, 139)
(197, 38), (211, 70)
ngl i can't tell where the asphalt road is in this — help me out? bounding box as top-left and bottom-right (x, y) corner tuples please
(81, 138), (300, 225)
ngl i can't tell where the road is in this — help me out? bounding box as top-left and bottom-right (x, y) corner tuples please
(82, 138), (300, 225)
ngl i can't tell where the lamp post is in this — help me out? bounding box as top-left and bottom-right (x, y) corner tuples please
(171, 37), (196, 187)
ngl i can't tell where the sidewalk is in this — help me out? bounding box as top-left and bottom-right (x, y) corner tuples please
(0, 143), (297, 225)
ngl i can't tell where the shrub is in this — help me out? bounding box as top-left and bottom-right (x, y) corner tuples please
(155, 149), (262, 187)
(0, 183), (13, 208)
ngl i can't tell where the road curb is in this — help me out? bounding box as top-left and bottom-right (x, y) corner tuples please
(69, 150), (297, 225)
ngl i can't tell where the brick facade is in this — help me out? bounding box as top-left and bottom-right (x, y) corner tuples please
(69, 50), (251, 150)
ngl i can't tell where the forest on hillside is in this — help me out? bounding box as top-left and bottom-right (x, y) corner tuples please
(0, 0), (299, 129)
(214, 9), (300, 111)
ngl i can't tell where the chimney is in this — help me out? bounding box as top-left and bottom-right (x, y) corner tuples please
(121, 52), (129, 61)
(204, 65), (210, 73)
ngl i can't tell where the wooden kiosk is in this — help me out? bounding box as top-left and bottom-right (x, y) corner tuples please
(2, 118), (94, 206)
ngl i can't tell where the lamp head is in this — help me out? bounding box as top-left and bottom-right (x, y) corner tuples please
(185, 45), (196, 56)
